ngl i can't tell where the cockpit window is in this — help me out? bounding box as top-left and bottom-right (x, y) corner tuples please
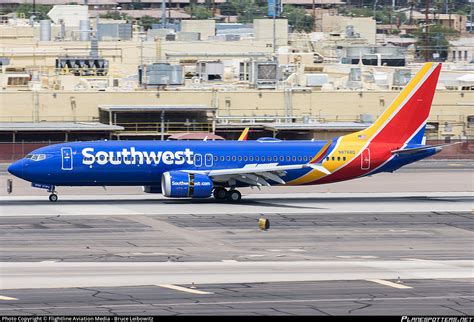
(26, 154), (46, 161)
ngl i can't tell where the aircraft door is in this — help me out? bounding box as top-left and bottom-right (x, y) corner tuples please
(361, 148), (370, 170)
(194, 153), (202, 167)
(205, 154), (213, 167)
(61, 147), (73, 170)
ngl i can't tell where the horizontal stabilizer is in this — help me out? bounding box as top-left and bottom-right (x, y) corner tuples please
(391, 142), (462, 156)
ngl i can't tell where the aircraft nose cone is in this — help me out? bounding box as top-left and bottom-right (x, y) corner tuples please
(7, 160), (23, 178)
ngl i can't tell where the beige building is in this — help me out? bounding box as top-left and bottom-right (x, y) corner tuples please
(180, 20), (216, 40)
(0, 89), (472, 141)
(447, 37), (474, 63)
(321, 14), (376, 45)
(411, 12), (468, 34)
(253, 19), (289, 48)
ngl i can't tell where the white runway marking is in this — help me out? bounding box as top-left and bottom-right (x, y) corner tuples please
(2, 260), (471, 290)
(367, 279), (413, 289)
(0, 295), (18, 301)
(159, 284), (213, 295)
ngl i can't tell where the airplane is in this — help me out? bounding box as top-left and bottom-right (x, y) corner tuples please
(8, 62), (451, 202)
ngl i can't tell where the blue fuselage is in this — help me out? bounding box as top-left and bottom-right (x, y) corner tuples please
(8, 140), (328, 186)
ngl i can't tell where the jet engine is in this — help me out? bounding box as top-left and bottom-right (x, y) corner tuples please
(161, 171), (213, 198)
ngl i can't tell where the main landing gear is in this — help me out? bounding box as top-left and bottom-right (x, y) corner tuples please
(213, 187), (242, 202)
(48, 186), (58, 202)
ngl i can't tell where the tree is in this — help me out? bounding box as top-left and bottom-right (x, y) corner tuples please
(16, 4), (52, 20)
(139, 15), (160, 30)
(99, 11), (131, 21)
(233, 0), (266, 23)
(413, 24), (459, 61)
(282, 5), (314, 32)
(192, 6), (213, 19)
(220, 1), (237, 16)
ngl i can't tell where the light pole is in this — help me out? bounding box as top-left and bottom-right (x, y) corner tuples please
(373, 0), (378, 45)
(273, 0), (276, 56)
(373, 0), (377, 23)
(470, 0), (473, 33)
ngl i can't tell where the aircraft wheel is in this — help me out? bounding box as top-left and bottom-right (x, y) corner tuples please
(213, 188), (227, 200)
(226, 190), (241, 202)
(49, 194), (58, 202)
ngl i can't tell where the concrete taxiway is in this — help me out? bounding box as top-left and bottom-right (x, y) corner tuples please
(0, 162), (472, 315)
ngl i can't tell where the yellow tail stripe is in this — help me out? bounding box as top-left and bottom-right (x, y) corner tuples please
(238, 128), (250, 141)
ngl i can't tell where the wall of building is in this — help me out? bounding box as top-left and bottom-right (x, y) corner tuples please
(0, 90), (472, 140)
(253, 19), (288, 47)
(180, 20), (216, 40)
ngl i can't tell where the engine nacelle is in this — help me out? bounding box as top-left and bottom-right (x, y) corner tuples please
(142, 185), (162, 193)
(161, 171), (213, 198)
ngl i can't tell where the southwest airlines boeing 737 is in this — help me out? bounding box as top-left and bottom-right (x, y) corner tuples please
(8, 63), (450, 202)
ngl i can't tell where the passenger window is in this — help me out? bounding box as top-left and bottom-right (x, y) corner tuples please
(232, 156), (236, 161)
(343, 157), (346, 161)
(244, 156), (248, 161)
(332, 157), (335, 161)
(238, 156), (242, 161)
(214, 156), (218, 161)
(267, 156), (272, 161)
(220, 156), (224, 161)
(255, 156), (259, 161)
(303, 156), (308, 161)
(337, 157), (340, 161)
(280, 156), (284, 161)
(249, 156), (253, 161)
(292, 156), (296, 161)
(273, 156), (277, 161)
(286, 156), (291, 161)
(298, 156), (302, 161)
(226, 156), (230, 161)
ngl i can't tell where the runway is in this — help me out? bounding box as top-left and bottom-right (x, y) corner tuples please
(0, 164), (473, 315)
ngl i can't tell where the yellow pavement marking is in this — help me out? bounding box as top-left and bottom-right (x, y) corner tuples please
(159, 284), (213, 295)
(367, 279), (413, 289)
(0, 295), (18, 300)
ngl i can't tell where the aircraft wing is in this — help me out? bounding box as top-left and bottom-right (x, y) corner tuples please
(186, 163), (330, 186)
(391, 142), (462, 156)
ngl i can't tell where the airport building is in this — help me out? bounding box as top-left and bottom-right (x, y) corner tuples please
(0, 3), (473, 161)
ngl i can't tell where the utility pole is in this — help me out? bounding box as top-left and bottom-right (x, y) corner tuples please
(471, 0), (473, 33)
(373, 0), (378, 45)
(273, 0), (276, 57)
(425, 0), (430, 62)
(161, 0), (166, 28)
(168, 0), (171, 22)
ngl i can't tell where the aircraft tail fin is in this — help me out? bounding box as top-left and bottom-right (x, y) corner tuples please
(238, 128), (250, 141)
(351, 62), (442, 146)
